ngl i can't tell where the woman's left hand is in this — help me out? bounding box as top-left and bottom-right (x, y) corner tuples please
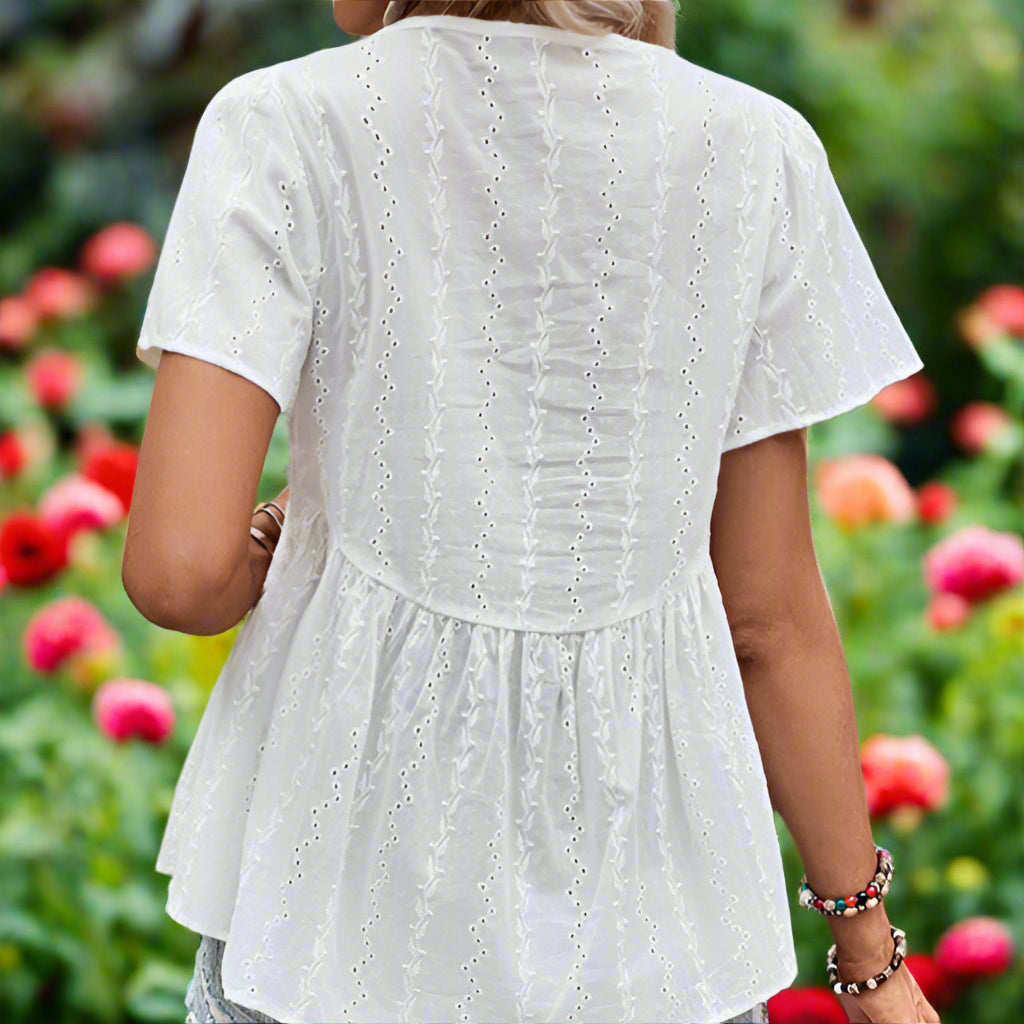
(272, 485), (290, 520)
(253, 486), (289, 550)
(248, 486), (289, 612)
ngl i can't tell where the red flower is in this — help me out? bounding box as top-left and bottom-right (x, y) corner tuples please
(79, 223), (158, 284)
(80, 441), (139, 514)
(915, 481), (957, 524)
(902, 952), (963, 1009)
(861, 734), (949, 817)
(0, 511), (69, 586)
(766, 986), (846, 1024)
(0, 430), (26, 480)
(871, 373), (936, 425)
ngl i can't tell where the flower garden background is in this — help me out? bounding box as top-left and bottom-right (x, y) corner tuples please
(1, 1), (1022, 1022)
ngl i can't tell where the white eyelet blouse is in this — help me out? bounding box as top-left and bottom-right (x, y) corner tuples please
(136, 13), (924, 1024)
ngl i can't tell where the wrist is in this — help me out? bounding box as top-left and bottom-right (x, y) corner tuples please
(829, 905), (894, 959)
(833, 927), (900, 985)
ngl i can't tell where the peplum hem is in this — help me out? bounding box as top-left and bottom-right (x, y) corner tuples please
(156, 537), (797, 1023)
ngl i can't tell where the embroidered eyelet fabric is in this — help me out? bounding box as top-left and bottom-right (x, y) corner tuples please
(136, 13), (923, 1024)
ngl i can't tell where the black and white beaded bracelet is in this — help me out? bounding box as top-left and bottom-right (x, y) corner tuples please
(826, 924), (907, 995)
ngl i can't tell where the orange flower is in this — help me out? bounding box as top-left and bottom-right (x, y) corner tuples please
(815, 454), (916, 529)
(926, 592), (971, 631)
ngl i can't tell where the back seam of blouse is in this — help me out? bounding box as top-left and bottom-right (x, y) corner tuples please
(323, 533), (718, 636)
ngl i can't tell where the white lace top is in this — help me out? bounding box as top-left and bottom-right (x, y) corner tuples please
(136, 13), (924, 1024)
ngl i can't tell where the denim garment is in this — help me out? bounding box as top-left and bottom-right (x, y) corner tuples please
(184, 933), (771, 1024)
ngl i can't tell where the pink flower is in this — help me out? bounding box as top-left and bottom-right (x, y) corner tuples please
(934, 917), (1016, 982)
(0, 295), (40, 351)
(25, 348), (83, 409)
(926, 592), (972, 631)
(871, 372), (936, 425)
(92, 678), (175, 744)
(766, 986), (846, 1024)
(923, 524), (1024, 603)
(23, 594), (115, 673)
(22, 267), (97, 321)
(958, 285), (1024, 348)
(916, 481), (957, 524)
(79, 223), (158, 284)
(38, 472), (125, 542)
(815, 454), (917, 530)
(861, 734), (950, 818)
(978, 284), (1024, 336)
(950, 402), (1013, 454)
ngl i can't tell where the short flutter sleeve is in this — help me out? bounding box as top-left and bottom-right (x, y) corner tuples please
(136, 69), (320, 418)
(721, 104), (924, 452)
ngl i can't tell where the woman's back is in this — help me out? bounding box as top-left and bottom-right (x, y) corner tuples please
(136, 13), (923, 1023)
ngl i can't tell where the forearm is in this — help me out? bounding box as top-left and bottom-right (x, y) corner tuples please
(737, 592), (896, 964)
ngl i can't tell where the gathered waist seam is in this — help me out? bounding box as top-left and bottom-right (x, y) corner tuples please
(323, 536), (715, 636)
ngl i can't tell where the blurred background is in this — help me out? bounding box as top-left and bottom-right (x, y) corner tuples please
(1, 0), (1022, 1021)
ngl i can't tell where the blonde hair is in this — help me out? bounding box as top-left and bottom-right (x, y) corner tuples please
(393, 1), (679, 49)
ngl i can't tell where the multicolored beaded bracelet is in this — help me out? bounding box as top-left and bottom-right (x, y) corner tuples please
(827, 923), (907, 995)
(797, 843), (894, 918)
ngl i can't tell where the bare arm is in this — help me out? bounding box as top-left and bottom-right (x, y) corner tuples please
(122, 351), (279, 635)
(710, 427), (896, 974)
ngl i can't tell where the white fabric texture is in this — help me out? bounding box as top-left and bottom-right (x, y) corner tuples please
(138, 13), (924, 1024)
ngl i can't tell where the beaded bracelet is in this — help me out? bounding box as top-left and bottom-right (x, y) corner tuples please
(827, 923), (907, 995)
(798, 843), (894, 917)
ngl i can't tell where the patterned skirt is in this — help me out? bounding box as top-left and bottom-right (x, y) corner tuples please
(184, 933), (771, 1024)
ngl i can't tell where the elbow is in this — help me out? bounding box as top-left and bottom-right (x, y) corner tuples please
(122, 569), (195, 633)
(727, 588), (837, 670)
(728, 616), (801, 669)
(121, 550), (226, 635)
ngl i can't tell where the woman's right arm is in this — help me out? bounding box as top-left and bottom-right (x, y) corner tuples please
(710, 427), (940, 1024)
